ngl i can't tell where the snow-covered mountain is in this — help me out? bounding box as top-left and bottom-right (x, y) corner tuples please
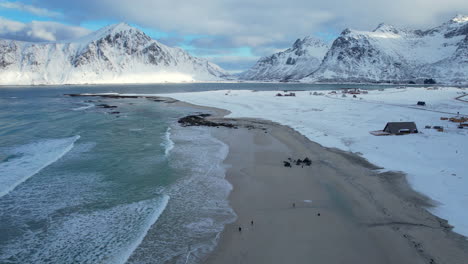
(303, 15), (468, 84)
(0, 23), (229, 85)
(238, 36), (329, 81)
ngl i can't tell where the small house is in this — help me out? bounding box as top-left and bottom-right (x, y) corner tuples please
(383, 122), (418, 135)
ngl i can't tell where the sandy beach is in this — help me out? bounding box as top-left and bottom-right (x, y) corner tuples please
(63, 92), (468, 263)
(199, 118), (468, 264)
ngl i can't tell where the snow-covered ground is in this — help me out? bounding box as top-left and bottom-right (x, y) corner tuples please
(162, 87), (468, 237)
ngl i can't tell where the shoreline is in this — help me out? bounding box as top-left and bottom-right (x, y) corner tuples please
(65, 93), (468, 263)
(2, 81), (468, 88)
(204, 116), (468, 263)
(167, 101), (468, 263)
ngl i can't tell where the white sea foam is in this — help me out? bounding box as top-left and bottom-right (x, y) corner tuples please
(0, 195), (169, 264)
(128, 126), (235, 263)
(161, 127), (175, 157)
(72, 103), (94, 111)
(0, 135), (80, 197)
(119, 195), (170, 264)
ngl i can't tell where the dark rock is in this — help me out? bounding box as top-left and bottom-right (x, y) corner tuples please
(97, 104), (117, 109)
(109, 111), (120, 114)
(303, 157), (312, 166)
(283, 161), (292, 167)
(296, 159), (302, 166)
(178, 114), (237, 128)
(424, 78), (436, 84)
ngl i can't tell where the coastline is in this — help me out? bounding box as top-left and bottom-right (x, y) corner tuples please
(170, 101), (468, 263)
(162, 87), (468, 237)
(1, 81), (467, 88)
(63, 92), (468, 263)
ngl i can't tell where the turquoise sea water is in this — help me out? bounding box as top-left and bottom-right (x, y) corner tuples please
(0, 83), (406, 263)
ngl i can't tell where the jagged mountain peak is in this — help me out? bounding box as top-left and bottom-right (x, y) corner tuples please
(238, 36), (329, 81)
(77, 22), (150, 44)
(451, 14), (468, 24)
(293, 36), (325, 47)
(0, 23), (229, 84)
(98, 22), (142, 36)
(303, 15), (468, 84)
(373, 23), (400, 34)
(429, 14), (468, 38)
(340, 28), (352, 35)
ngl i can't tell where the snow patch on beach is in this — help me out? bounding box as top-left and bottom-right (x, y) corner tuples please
(0, 135), (80, 197)
(161, 87), (468, 237)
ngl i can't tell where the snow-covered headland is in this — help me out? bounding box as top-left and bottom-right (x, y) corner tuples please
(162, 87), (468, 237)
(240, 15), (468, 85)
(0, 23), (229, 85)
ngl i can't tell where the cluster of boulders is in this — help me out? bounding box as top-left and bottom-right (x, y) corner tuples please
(66, 93), (141, 99)
(96, 104), (117, 109)
(178, 114), (237, 128)
(93, 103), (120, 115)
(283, 157), (312, 168)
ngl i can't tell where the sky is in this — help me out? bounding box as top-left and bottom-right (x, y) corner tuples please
(0, 0), (467, 72)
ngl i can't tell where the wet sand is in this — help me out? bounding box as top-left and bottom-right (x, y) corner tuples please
(201, 120), (468, 264)
(65, 93), (468, 263)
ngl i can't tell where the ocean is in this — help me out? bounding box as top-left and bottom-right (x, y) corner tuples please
(0, 83), (403, 263)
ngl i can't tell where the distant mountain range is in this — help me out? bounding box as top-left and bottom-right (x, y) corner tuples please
(1, 16), (467, 85)
(242, 15), (468, 85)
(0, 23), (228, 85)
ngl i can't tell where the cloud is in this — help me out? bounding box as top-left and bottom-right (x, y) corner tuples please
(0, 17), (91, 42)
(0, 1), (62, 18)
(36, 0), (336, 47)
(3, 0), (468, 71)
(35, 0), (468, 44)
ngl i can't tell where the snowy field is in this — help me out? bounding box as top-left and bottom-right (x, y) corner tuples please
(162, 87), (468, 237)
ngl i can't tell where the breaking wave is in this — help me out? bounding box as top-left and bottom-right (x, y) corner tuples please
(0, 135), (80, 197)
(0, 195), (170, 264)
(161, 127), (175, 157)
(72, 103), (94, 111)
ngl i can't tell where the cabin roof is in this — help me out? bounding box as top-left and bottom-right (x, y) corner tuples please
(383, 122), (418, 134)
